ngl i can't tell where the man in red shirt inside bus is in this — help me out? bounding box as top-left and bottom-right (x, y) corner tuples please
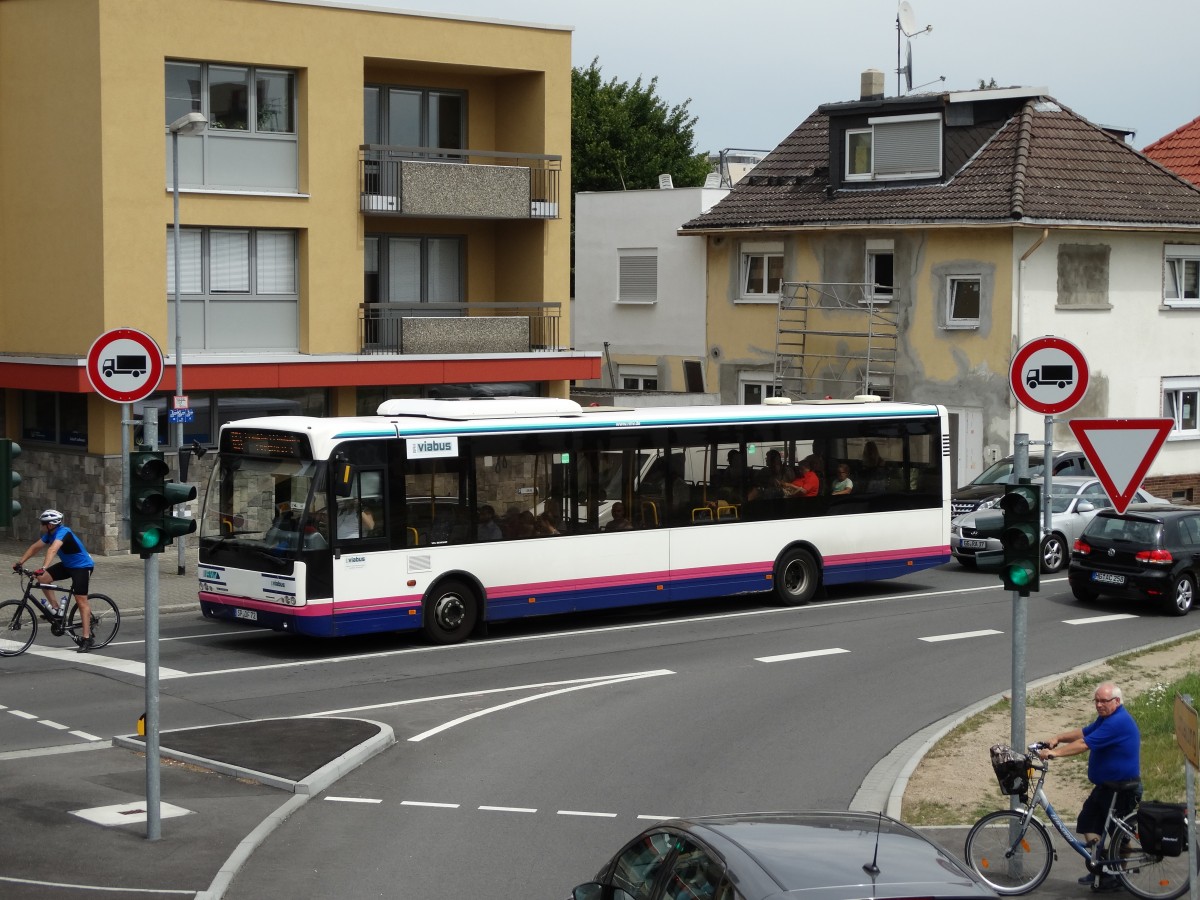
(790, 459), (820, 498)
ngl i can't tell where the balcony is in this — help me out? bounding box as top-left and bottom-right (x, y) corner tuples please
(359, 301), (562, 354)
(359, 145), (561, 219)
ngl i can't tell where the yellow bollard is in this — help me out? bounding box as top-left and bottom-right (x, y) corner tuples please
(137, 713), (146, 736)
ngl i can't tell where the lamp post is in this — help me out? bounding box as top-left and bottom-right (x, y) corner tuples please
(169, 112), (206, 576)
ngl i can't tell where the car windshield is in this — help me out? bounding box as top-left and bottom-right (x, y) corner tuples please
(970, 458), (1046, 485)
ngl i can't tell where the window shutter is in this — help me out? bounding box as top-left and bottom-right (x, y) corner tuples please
(874, 120), (940, 176)
(427, 238), (461, 302)
(619, 253), (657, 302)
(388, 238), (421, 302)
(167, 228), (202, 294)
(210, 230), (250, 292)
(255, 231), (295, 295)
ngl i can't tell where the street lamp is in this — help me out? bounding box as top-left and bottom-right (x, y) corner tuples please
(169, 111), (206, 576)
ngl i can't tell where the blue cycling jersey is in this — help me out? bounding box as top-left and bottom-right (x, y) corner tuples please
(41, 524), (95, 570)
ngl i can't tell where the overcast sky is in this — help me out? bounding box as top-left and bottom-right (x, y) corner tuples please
(352, 0), (1197, 154)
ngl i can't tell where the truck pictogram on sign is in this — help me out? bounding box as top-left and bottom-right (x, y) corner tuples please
(102, 355), (148, 379)
(1025, 364), (1074, 390)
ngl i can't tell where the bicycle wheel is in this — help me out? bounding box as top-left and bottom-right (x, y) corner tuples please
(0, 599), (37, 656)
(66, 593), (120, 649)
(964, 809), (1054, 895)
(1113, 809), (1192, 900)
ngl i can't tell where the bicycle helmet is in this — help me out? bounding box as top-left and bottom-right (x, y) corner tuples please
(39, 509), (63, 526)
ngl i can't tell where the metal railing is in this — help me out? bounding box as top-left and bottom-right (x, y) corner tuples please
(359, 144), (561, 219)
(359, 301), (562, 354)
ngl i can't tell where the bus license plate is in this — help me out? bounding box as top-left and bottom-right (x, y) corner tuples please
(961, 539), (988, 550)
(235, 608), (259, 621)
(1092, 572), (1125, 586)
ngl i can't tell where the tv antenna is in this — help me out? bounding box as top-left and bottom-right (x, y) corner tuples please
(896, 1), (932, 95)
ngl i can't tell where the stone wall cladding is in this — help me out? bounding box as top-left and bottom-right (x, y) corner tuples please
(401, 160), (530, 218)
(402, 316), (529, 354)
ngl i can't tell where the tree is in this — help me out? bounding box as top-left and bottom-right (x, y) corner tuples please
(572, 58), (711, 193)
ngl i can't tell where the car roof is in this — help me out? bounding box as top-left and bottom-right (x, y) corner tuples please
(1097, 504), (1197, 520)
(672, 811), (995, 900)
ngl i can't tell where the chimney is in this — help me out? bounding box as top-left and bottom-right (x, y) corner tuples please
(860, 69), (885, 101)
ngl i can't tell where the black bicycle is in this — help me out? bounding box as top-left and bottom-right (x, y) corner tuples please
(0, 567), (120, 656)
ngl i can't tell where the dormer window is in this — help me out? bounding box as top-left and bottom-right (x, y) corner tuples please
(845, 113), (942, 182)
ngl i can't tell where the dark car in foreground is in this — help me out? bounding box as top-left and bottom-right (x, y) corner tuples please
(570, 810), (998, 900)
(1068, 505), (1200, 616)
(951, 451), (1093, 518)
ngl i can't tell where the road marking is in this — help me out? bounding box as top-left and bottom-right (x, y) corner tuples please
(325, 796), (382, 804)
(919, 629), (1003, 643)
(406, 669), (674, 743)
(637, 814), (676, 821)
(755, 647), (849, 663)
(401, 800), (460, 809)
(70, 730), (102, 741)
(1064, 614), (1139, 625)
(0, 875), (195, 895)
(558, 810), (618, 818)
(8, 709), (37, 719)
(479, 805), (537, 813)
(38, 719), (69, 730)
(2, 644), (187, 677)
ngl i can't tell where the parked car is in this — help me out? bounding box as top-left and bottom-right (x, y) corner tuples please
(951, 477), (1161, 573)
(1068, 505), (1200, 616)
(951, 451), (1093, 518)
(569, 810), (998, 900)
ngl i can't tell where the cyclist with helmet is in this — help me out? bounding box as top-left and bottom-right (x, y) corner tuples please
(13, 510), (97, 652)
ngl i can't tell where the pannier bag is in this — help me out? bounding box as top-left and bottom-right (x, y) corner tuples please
(990, 744), (1032, 797)
(1137, 801), (1187, 857)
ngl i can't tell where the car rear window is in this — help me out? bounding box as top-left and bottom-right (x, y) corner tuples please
(1085, 516), (1161, 544)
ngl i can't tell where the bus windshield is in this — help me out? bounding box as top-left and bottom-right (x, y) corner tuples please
(200, 457), (330, 552)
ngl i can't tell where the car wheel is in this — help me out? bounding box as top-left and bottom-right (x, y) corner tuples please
(1071, 582), (1099, 603)
(422, 578), (479, 644)
(773, 547), (819, 606)
(1040, 534), (1067, 574)
(1164, 574), (1195, 617)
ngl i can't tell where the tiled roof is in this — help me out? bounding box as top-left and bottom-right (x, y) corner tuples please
(684, 98), (1200, 232)
(1143, 115), (1200, 188)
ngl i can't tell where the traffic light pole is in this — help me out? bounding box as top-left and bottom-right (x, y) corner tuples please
(1010, 433), (1029, 794)
(139, 403), (162, 841)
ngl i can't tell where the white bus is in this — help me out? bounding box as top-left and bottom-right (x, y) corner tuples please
(197, 397), (950, 643)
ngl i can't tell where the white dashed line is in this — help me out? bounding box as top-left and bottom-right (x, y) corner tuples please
(8, 709), (38, 719)
(1063, 614), (1139, 625)
(637, 814), (676, 821)
(38, 720), (69, 730)
(325, 796), (382, 804)
(919, 629), (1002, 643)
(401, 800), (460, 809)
(558, 810), (618, 818)
(755, 647), (849, 663)
(479, 805), (537, 813)
(69, 731), (101, 741)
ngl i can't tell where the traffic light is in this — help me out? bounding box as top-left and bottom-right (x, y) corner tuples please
(999, 479), (1041, 595)
(0, 439), (20, 527)
(129, 449), (197, 557)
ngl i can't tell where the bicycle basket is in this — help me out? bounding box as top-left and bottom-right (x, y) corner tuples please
(989, 744), (1032, 797)
(1137, 801), (1187, 857)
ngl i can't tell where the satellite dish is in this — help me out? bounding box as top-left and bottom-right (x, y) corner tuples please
(904, 42), (913, 91)
(898, 1), (917, 36)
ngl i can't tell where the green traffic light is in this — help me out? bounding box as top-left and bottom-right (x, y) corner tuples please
(1005, 562), (1037, 588)
(999, 478), (1041, 595)
(136, 527), (164, 550)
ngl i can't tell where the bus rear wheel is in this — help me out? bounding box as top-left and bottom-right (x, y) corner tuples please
(774, 548), (819, 606)
(422, 579), (478, 645)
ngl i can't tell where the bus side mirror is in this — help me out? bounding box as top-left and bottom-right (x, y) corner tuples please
(332, 460), (355, 498)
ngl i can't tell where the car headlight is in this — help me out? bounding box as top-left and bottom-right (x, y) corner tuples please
(977, 496), (1002, 511)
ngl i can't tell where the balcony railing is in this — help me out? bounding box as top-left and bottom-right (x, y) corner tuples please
(359, 301), (562, 354)
(359, 145), (561, 219)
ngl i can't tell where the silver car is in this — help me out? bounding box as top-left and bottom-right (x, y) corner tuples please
(950, 476), (1161, 574)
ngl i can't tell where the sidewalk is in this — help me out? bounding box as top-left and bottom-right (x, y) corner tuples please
(0, 536), (202, 617)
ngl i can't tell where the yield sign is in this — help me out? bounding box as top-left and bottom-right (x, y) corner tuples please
(1068, 418), (1173, 514)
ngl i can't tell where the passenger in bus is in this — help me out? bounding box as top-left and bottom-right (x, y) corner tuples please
(336, 500), (363, 539)
(514, 510), (537, 538)
(477, 505), (503, 541)
(860, 442), (889, 492)
(788, 459), (820, 498)
(831, 463), (854, 495)
(748, 449), (790, 501)
(605, 501), (633, 532)
(540, 498), (565, 534)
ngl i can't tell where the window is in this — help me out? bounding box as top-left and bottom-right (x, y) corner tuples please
(144, 389), (326, 449)
(364, 85), (465, 155)
(364, 235), (463, 303)
(620, 366), (659, 391)
(845, 114), (941, 181)
(166, 228), (299, 351)
(739, 375), (779, 405)
(945, 276), (982, 328)
(1164, 378), (1200, 438)
(165, 62), (295, 134)
(618, 249), (657, 303)
(740, 241), (783, 300)
(1164, 245), (1200, 308)
(866, 240), (894, 303)
(21, 392), (87, 447)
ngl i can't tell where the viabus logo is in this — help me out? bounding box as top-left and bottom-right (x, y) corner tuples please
(407, 435), (459, 459)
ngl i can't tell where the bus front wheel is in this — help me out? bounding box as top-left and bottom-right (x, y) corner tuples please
(422, 579), (478, 644)
(774, 548), (819, 606)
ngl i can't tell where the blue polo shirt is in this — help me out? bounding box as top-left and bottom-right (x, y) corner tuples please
(1083, 703), (1140, 784)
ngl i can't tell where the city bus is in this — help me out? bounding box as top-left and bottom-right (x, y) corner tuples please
(196, 396), (950, 643)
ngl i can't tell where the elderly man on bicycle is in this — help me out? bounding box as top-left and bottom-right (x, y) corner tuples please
(13, 509), (97, 653)
(1039, 681), (1141, 887)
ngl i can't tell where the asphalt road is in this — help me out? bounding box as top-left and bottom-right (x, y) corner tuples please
(2, 559), (1197, 898)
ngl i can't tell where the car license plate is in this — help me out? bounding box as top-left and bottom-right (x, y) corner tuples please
(235, 608), (258, 621)
(1092, 572), (1125, 586)
(961, 539), (988, 550)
